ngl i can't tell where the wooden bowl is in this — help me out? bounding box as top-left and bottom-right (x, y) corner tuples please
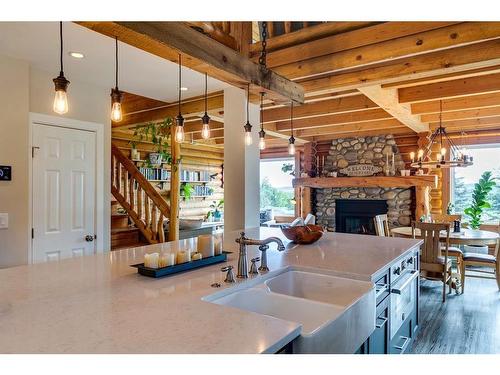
(280, 224), (324, 244)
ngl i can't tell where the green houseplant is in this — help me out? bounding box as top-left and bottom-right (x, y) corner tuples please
(464, 171), (497, 230)
(131, 118), (173, 166)
(180, 182), (194, 201)
(206, 199), (224, 222)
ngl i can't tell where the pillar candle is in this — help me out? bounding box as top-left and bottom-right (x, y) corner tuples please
(214, 233), (223, 255)
(197, 235), (214, 258)
(192, 252), (203, 261)
(144, 253), (159, 269)
(159, 253), (175, 267)
(176, 250), (191, 264)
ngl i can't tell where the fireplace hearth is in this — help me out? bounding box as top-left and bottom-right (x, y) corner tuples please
(335, 199), (388, 235)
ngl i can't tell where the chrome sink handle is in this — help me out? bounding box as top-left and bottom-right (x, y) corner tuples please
(249, 257), (260, 275)
(221, 265), (235, 283)
(258, 245), (270, 272)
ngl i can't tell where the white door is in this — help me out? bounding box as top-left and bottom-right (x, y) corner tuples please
(32, 123), (96, 263)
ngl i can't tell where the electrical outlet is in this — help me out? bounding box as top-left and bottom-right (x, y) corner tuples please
(0, 213), (8, 229)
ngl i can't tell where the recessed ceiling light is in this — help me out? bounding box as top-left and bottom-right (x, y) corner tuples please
(180, 87), (188, 91)
(69, 51), (85, 59)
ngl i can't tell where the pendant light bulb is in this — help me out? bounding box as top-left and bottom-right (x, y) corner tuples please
(53, 88), (68, 114)
(175, 122), (185, 143)
(288, 140), (296, 155)
(259, 136), (266, 150)
(111, 100), (122, 122)
(245, 130), (253, 146)
(53, 22), (69, 115)
(201, 122), (210, 140)
(440, 147), (447, 156)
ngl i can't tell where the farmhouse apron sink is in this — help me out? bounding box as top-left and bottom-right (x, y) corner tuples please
(204, 269), (375, 353)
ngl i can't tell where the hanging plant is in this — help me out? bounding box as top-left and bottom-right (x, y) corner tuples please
(464, 171), (497, 229)
(131, 118), (173, 165)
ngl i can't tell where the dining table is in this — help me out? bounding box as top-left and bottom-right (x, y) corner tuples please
(390, 227), (499, 247)
(391, 227), (499, 294)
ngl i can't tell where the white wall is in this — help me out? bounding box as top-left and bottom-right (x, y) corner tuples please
(223, 86), (260, 238)
(0, 54), (111, 267)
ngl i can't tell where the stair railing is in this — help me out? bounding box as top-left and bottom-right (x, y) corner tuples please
(111, 143), (169, 243)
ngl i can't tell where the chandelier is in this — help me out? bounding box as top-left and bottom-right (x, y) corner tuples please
(410, 100), (473, 169)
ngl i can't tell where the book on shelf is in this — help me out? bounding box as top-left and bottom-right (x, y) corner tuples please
(138, 167), (171, 181)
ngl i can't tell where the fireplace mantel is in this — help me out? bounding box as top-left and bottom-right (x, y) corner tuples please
(292, 175), (437, 189)
(294, 175), (437, 221)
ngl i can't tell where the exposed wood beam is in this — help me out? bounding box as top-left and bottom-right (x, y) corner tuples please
(429, 116), (500, 130)
(411, 92), (500, 114)
(420, 106), (500, 122)
(272, 22), (500, 80)
(263, 124), (308, 144)
(295, 119), (406, 137)
(274, 108), (392, 131)
(262, 22), (457, 69)
(250, 22), (380, 55)
(298, 39), (500, 94)
(114, 94), (224, 127)
(359, 85), (429, 133)
(121, 92), (169, 114)
(381, 65), (500, 89)
(304, 127), (414, 142)
(78, 21), (304, 104)
(263, 95), (378, 123)
(398, 72), (500, 103)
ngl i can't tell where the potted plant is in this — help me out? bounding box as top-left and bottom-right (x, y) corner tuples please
(132, 118), (173, 166)
(180, 182), (194, 201)
(463, 171), (497, 253)
(206, 199), (224, 222)
(130, 140), (140, 161)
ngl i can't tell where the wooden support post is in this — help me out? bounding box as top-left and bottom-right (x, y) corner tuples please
(294, 151), (302, 217)
(301, 187), (312, 218)
(415, 186), (431, 220)
(169, 126), (181, 241)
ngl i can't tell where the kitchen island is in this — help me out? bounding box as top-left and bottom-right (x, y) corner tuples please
(0, 227), (422, 354)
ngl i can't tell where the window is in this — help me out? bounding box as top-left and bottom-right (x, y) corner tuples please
(450, 144), (500, 224)
(260, 158), (295, 216)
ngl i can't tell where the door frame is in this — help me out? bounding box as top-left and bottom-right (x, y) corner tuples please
(28, 112), (106, 264)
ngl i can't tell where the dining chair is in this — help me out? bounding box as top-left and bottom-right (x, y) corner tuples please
(461, 221), (500, 292)
(374, 214), (390, 237)
(412, 221), (453, 302)
(430, 213), (464, 281)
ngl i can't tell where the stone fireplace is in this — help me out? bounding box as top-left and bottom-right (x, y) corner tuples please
(313, 134), (414, 232)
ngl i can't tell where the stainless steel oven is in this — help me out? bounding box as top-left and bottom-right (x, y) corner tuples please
(390, 256), (419, 339)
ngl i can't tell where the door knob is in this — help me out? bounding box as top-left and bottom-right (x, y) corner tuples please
(85, 235), (94, 242)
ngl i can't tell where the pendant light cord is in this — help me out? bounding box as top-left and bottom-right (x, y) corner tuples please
(204, 72), (208, 113)
(115, 36), (118, 89)
(178, 54), (182, 115)
(59, 21), (64, 74)
(246, 84), (250, 122)
(290, 102), (294, 136)
(260, 92), (264, 131)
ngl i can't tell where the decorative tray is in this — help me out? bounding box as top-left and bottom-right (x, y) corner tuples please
(131, 251), (230, 278)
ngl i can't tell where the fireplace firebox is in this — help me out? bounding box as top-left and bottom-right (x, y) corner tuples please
(335, 199), (388, 235)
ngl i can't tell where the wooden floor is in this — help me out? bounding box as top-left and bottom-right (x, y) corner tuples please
(411, 276), (500, 354)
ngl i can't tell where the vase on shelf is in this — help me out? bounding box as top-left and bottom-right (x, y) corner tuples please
(131, 148), (140, 161)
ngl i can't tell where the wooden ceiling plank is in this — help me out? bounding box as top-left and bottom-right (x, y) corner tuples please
(359, 85), (429, 133)
(272, 22), (500, 80)
(263, 95), (378, 123)
(399, 72), (500, 103)
(78, 21), (304, 104)
(298, 39), (500, 94)
(274, 108), (392, 131)
(411, 92), (500, 114)
(262, 22), (458, 69)
(304, 127), (413, 141)
(429, 115), (500, 129)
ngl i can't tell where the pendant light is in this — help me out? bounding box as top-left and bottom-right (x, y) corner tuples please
(110, 36), (123, 122)
(288, 102), (296, 155)
(244, 83), (253, 146)
(201, 72), (211, 139)
(258, 92), (266, 150)
(53, 22), (70, 114)
(175, 54), (185, 143)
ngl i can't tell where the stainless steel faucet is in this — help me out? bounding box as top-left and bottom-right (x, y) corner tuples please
(235, 232), (286, 278)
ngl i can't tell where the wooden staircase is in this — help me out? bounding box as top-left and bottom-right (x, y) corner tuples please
(111, 143), (170, 244)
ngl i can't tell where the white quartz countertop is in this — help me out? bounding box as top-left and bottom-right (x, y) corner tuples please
(0, 227), (422, 354)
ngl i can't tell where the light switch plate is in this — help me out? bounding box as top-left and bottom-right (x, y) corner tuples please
(0, 213), (8, 229)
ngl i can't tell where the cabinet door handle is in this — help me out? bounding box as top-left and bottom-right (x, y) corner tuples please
(375, 316), (388, 329)
(394, 336), (410, 352)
